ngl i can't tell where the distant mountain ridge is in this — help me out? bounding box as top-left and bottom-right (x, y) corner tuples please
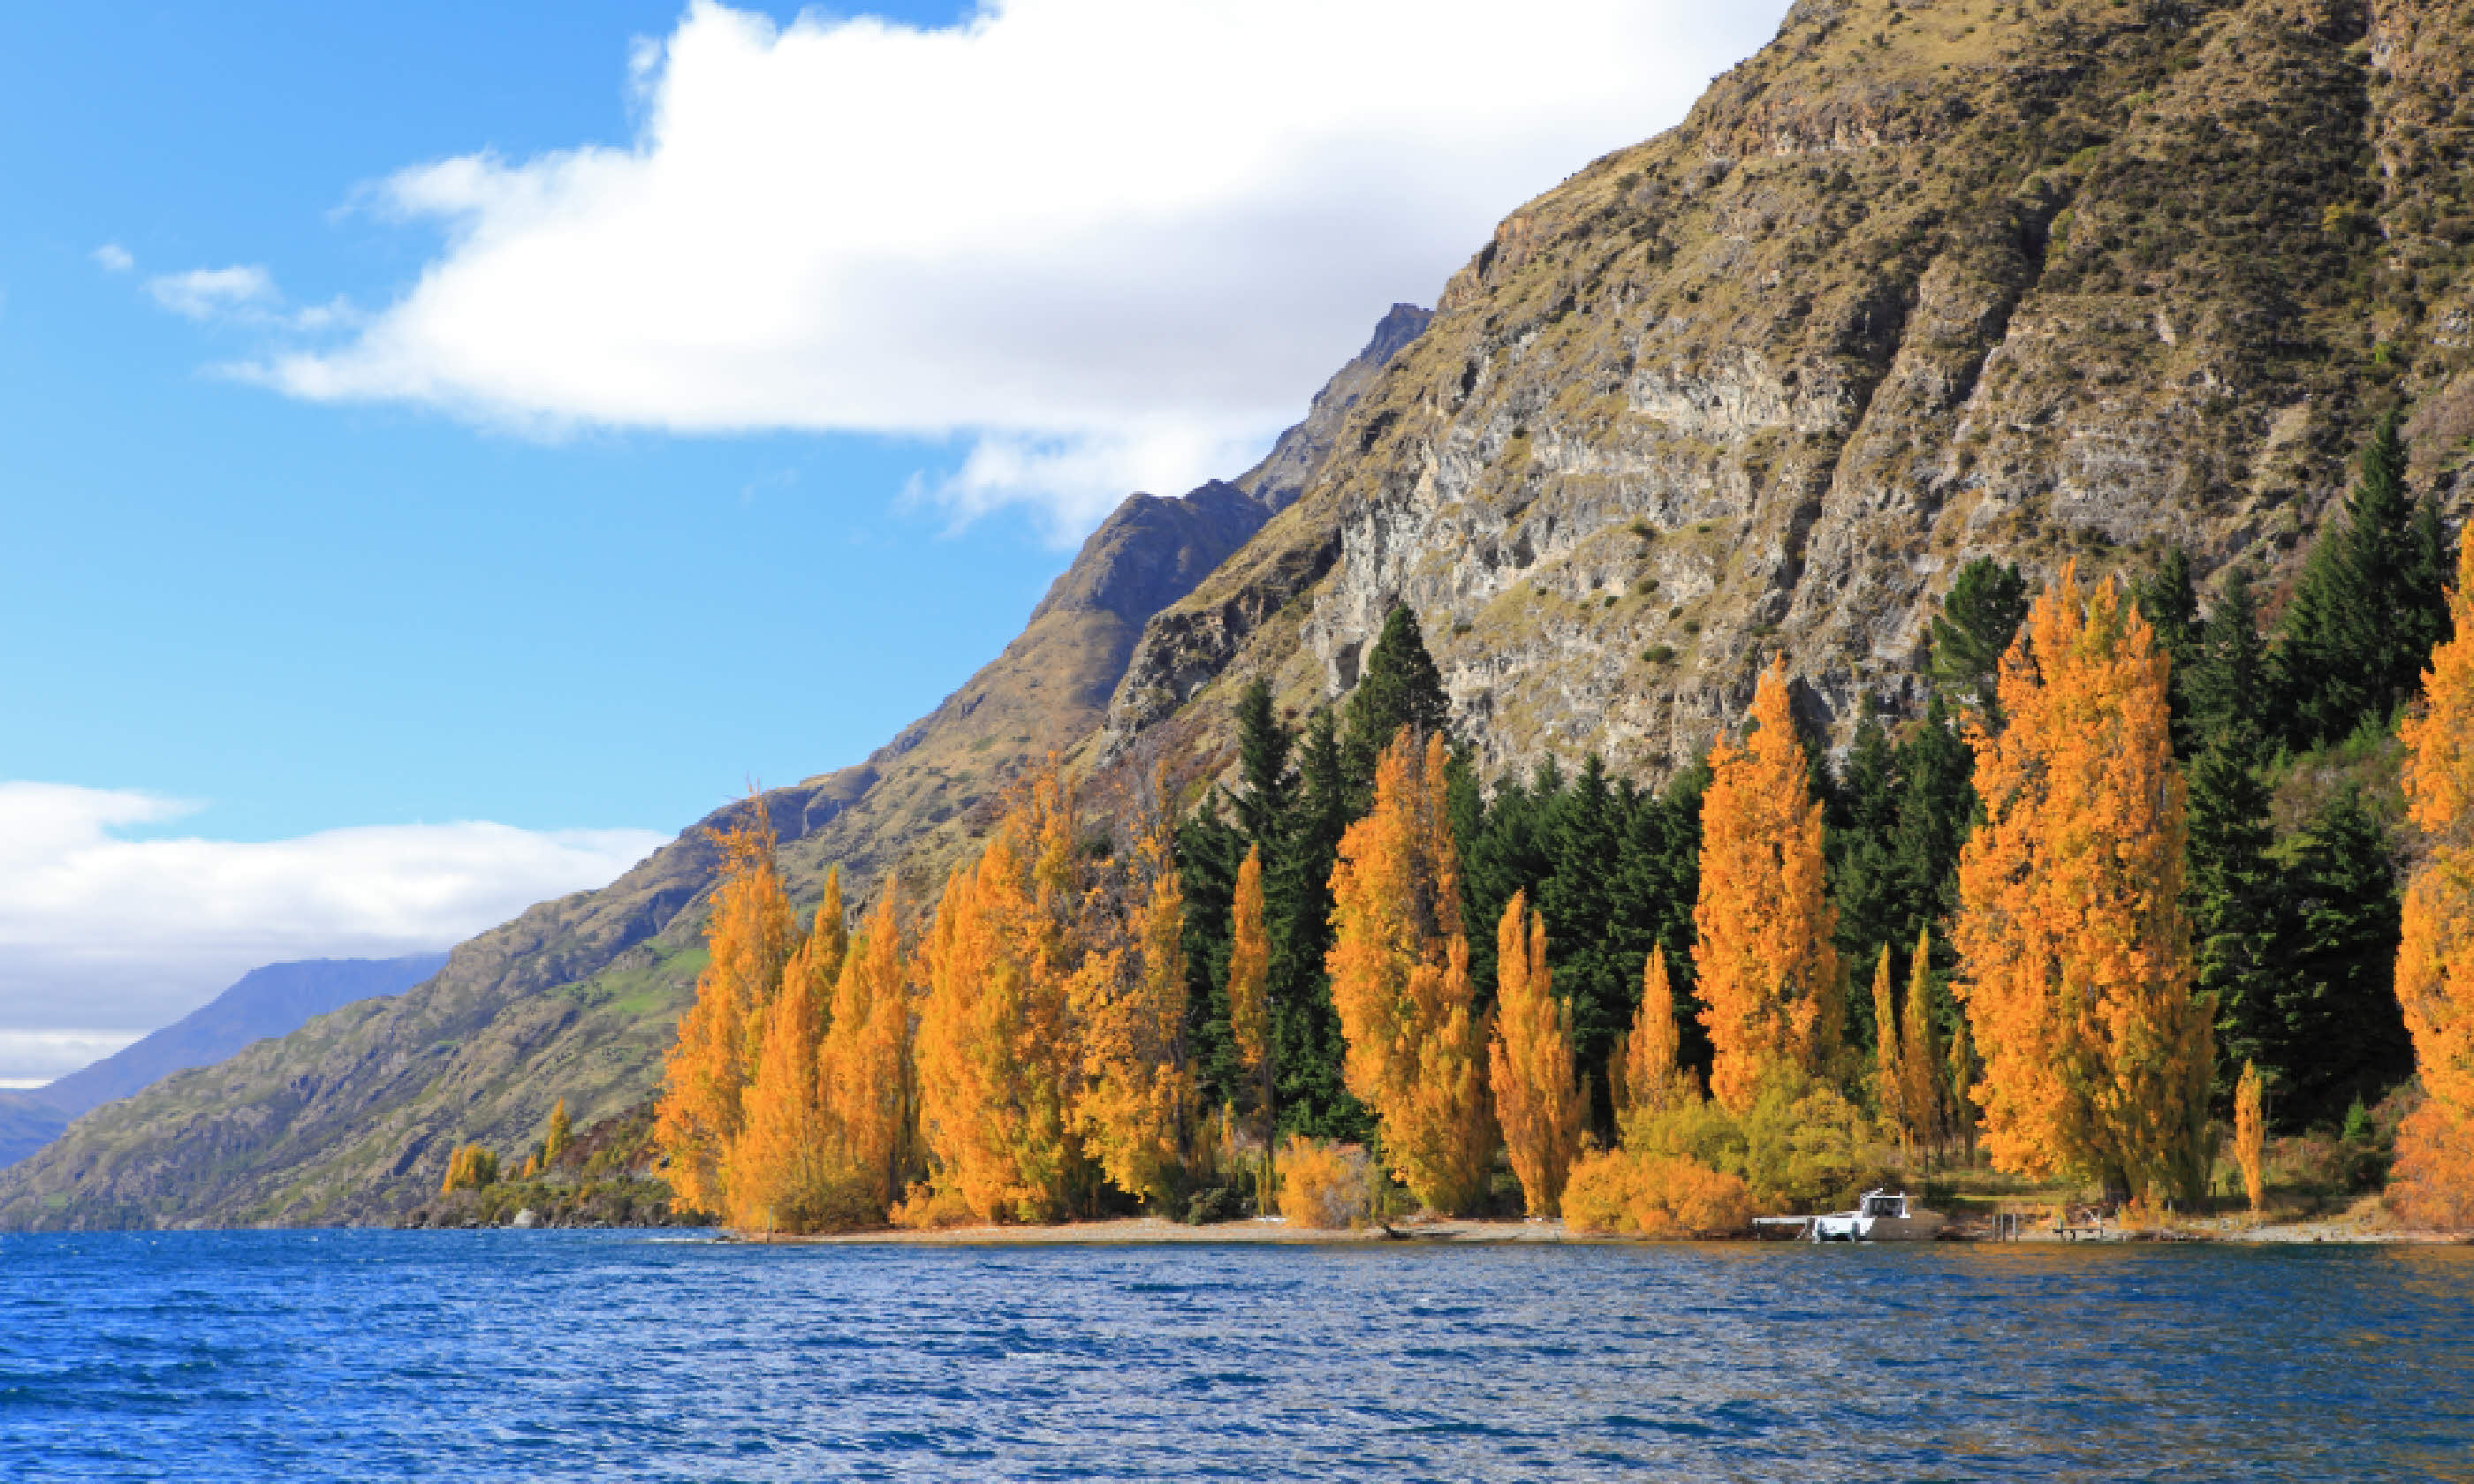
(0, 953), (447, 1167)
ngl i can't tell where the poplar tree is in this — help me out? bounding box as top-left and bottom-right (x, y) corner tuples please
(543, 1097), (573, 1166)
(1899, 928), (1945, 1161)
(1326, 728), (1491, 1211)
(2393, 524), (2474, 1226)
(1613, 945), (1695, 1139)
(1952, 565), (2214, 1203)
(732, 941), (831, 1232)
(1226, 844), (1272, 1124)
(1072, 793), (1192, 1208)
(1488, 892), (1586, 1216)
(1870, 947), (1907, 1159)
(820, 890), (914, 1216)
(655, 808), (797, 1218)
(2234, 1060), (2266, 1213)
(1693, 658), (1841, 1111)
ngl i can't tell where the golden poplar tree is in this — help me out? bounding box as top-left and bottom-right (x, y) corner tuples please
(654, 809), (797, 1217)
(730, 950), (830, 1233)
(1898, 928), (1944, 1161)
(818, 889), (915, 1219)
(1327, 728), (1493, 1212)
(909, 764), (1087, 1223)
(1488, 892), (1586, 1216)
(1693, 657), (1841, 1111)
(1071, 790), (1192, 1208)
(1613, 945), (1696, 1139)
(2234, 1059), (2265, 1214)
(1871, 947), (1909, 1161)
(1952, 564), (2212, 1203)
(1227, 844), (1272, 1117)
(781, 867), (849, 1024)
(543, 1097), (573, 1166)
(2394, 523), (2474, 1226)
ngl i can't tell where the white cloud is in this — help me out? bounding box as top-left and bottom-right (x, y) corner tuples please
(92, 243), (134, 274)
(147, 263), (278, 320)
(239, 0), (1787, 533)
(0, 782), (665, 1079)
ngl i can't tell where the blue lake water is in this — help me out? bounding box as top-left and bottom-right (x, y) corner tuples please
(1, 1230), (2469, 1480)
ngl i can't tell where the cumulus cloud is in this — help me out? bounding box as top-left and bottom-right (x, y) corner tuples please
(237, 0), (1787, 533)
(92, 243), (134, 274)
(0, 782), (665, 1080)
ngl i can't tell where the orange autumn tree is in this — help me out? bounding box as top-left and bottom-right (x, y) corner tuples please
(730, 874), (851, 1232)
(780, 867), (848, 1018)
(1613, 945), (1697, 1137)
(1694, 657), (1842, 1111)
(908, 765), (1089, 1224)
(2234, 1060), (2266, 1214)
(2394, 523), (2474, 1227)
(1870, 947), (1909, 1161)
(819, 888), (915, 1218)
(655, 807), (797, 1218)
(1488, 892), (1587, 1216)
(1897, 928), (1945, 1162)
(1952, 564), (2212, 1204)
(1225, 843), (1274, 1192)
(1326, 727), (1493, 1213)
(1070, 783), (1193, 1208)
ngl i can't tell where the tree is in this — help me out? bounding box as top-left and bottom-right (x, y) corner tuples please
(2134, 548), (2205, 753)
(441, 1143), (498, 1194)
(1612, 945), (1696, 1139)
(2187, 722), (2282, 1092)
(2273, 413), (2452, 747)
(1072, 789), (1192, 1209)
(543, 1097), (573, 1166)
(783, 867), (849, 1015)
(1899, 928), (1945, 1161)
(732, 937), (831, 1232)
(1226, 843), (1273, 1201)
(819, 889), (914, 1217)
(1870, 947), (1907, 1159)
(1951, 564), (2214, 1203)
(1233, 677), (1296, 846)
(654, 807), (797, 1219)
(2235, 1059), (2265, 1213)
(2393, 523), (2474, 1227)
(2185, 564), (2269, 742)
(2271, 788), (2412, 1129)
(1326, 728), (1492, 1211)
(1273, 707), (1361, 1137)
(1340, 605), (1451, 806)
(1929, 557), (2031, 715)
(1693, 659), (1842, 1111)
(1488, 892), (1586, 1216)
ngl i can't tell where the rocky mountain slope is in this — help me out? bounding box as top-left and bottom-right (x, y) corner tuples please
(10, 0), (2472, 1229)
(0, 309), (1426, 1229)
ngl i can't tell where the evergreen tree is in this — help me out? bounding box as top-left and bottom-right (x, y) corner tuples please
(1928, 557), (2031, 715)
(1889, 693), (1973, 952)
(1828, 709), (1905, 1039)
(1232, 677), (1296, 847)
(1175, 804), (1246, 1112)
(1538, 753), (1628, 1099)
(2185, 564), (2269, 743)
(2187, 720), (2282, 1097)
(2273, 413), (2451, 746)
(1341, 605), (1451, 805)
(2271, 787), (2412, 1130)
(1272, 708), (1362, 1137)
(2133, 547), (2204, 753)
(1617, 753), (1714, 1077)
(1462, 760), (1558, 995)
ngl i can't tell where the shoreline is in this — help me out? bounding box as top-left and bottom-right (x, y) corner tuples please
(724, 1214), (2472, 1247)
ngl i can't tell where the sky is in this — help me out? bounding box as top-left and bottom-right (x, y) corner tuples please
(0, 0), (1790, 1083)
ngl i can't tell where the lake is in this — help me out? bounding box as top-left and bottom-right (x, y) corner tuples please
(1, 1230), (2468, 1480)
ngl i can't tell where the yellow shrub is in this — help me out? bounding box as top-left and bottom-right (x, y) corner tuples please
(891, 1180), (983, 1230)
(1276, 1136), (1372, 1229)
(1562, 1149), (1753, 1237)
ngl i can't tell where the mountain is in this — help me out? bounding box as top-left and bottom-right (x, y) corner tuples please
(0, 307), (1428, 1230)
(0, 955), (448, 1168)
(11, 0), (2473, 1229)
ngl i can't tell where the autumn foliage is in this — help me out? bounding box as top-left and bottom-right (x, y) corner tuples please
(1561, 1152), (1753, 1237)
(1488, 892), (1587, 1216)
(441, 1143), (498, 1194)
(1613, 946), (1696, 1140)
(2234, 1060), (2265, 1214)
(1326, 728), (1493, 1213)
(2393, 524), (2474, 1228)
(1953, 564), (2213, 1203)
(1694, 657), (1842, 1111)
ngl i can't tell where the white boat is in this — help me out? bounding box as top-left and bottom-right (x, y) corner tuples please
(1754, 1188), (1946, 1242)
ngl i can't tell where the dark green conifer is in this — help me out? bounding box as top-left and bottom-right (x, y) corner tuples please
(1340, 604), (1451, 805)
(2134, 547), (2204, 753)
(1928, 558), (2030, 716)
(2269, 787), (2414, 1131)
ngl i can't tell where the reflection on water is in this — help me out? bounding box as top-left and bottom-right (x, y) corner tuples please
(0, 1230), (2468, 1480)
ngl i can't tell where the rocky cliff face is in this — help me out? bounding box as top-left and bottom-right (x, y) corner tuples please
(0, 310), (1428, 1229)
(1106, 0), (2474, 787)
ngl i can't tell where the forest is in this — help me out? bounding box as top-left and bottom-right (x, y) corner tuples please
(634, 417), (2474, 1237)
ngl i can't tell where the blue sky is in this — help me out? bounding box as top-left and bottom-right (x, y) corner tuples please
(0, 0), (1787, 1070)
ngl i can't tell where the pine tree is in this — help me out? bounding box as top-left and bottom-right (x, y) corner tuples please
(1272, 707), (1360, 1137)
(1326, 728), (1491, 1211)
(1829, 711), (1906, 1013)
(819, 888), (915, 1217)
(1233, 677), (1296, 846)
(1929, 557), (2031, 716)
(2235, 1059), (2266, 1213)
(2187, 722), (2281, 1090)
(543, 1097), (573, 1166)
(1537, 753), (1628, 1097)
(1340, 605), (1451, 806)
(1693, 659), (1841, 1111)
(2273, 413), (2451, 747)
(1173, 804), (1244, 1114)
(1951, 564), (2213, 1203)
(654, 808), (797, 1219)
(1488, 892), (1586, 1216)
(2272, 787), (2412, 1129)
(2185, 564), (2269, 742)
(2392, 523), (2474, 1226)
(2134, 547), (2205, 753)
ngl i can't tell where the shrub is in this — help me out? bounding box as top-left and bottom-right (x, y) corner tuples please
(1277, 1136), (1373, 1229)
(1736, 1073), (1880, 1212)
(891, 1181), (983, 1230)
(1562, 1150), (1752, 1237)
